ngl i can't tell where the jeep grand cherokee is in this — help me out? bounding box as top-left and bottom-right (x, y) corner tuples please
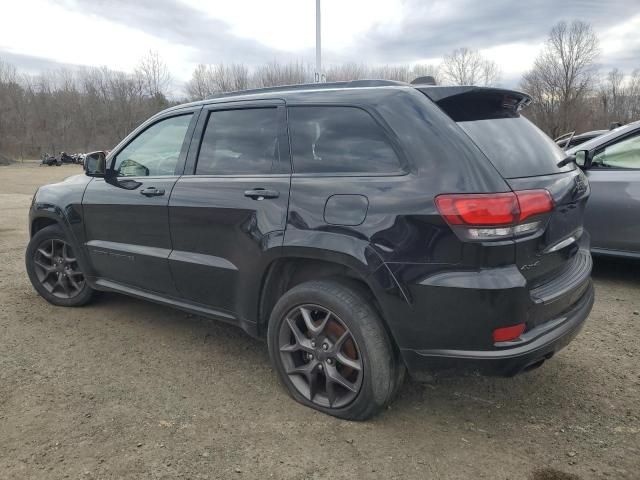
(26, 80), (594, 420)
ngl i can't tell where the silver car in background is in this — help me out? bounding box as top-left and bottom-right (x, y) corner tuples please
(568, 120), (640, 258)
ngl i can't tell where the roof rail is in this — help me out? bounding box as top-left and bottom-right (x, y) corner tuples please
(207, 79), (409, 99)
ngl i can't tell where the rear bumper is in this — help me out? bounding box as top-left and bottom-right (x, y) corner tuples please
(400, 281), (594, 378)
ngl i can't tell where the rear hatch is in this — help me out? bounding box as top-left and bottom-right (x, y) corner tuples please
(422, 87), (591, 322)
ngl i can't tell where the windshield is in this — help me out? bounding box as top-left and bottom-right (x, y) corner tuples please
(459, 116), (573, 178)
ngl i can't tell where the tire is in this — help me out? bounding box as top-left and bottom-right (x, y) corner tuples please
(267, 279), (404, 420)
(25, 224), (94, 307)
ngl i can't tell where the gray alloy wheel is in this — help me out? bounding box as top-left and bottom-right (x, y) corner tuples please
(268, 279), (403, 420)
(32, 238), (85, 299)
(278, 304), (364, 409)
(26, 224), (94, 307)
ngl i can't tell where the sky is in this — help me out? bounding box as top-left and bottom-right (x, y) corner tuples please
(0, 0), (638, 93)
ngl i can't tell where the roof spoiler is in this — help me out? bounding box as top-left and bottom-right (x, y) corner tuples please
(411, 76), (437, 86)
(418, 86), (532, 122)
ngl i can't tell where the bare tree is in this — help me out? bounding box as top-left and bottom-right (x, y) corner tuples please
(0, 58), (171, 158)
(325, 63), (370, 81)
(324, 62), (440, 84)
(628, 69), (640, 120)
(3, 46), (639, 162)
(186, 64), (217, 100)
(596, 67), (640, 127)
(521, 21), (600, 137)
(186, 63), (250, 100)
(211, 63), (249, 92)
(252, 60), (311, 88)
(135, 50), (172, 98)
(440, 48), (500, 86)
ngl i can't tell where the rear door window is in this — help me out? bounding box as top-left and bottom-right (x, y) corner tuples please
(196, 108), (281, 175)
(458, 116), (572, 179)
(288, 106), (402, 174)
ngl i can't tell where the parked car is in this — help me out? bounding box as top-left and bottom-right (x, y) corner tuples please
(25, 80), (594, 420)
(59, 151), (77, 164)
(567, 120), (640, 258)
(555, 130), (608, 150)
(40, 152), (61, 166)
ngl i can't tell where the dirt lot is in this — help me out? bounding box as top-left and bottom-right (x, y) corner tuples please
(0, 163), (638, 480)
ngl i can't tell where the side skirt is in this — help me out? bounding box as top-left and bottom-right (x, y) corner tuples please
(92, 278), (259, 337)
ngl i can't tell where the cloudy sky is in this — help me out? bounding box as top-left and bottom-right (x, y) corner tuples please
(1, 0), (638, 91)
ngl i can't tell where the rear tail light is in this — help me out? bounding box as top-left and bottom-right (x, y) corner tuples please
(515, 190), (554, 222)
(493, 323), (526, 343)
(435, 190), (553, 240)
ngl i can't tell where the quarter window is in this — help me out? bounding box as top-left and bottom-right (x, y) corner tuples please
(196, 108), (281, 175)
(592, 133), (640, 169)
(114, 114), (192, 177)
(288, 106), (402, 174)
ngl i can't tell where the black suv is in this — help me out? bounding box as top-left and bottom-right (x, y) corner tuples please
(26, 80), (594, 420)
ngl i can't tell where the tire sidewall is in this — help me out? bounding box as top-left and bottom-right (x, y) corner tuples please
(267, 280), (396, 420)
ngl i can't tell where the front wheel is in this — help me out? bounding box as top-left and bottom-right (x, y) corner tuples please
(267, 279), (403, 420)
(25, 224), (94, 307)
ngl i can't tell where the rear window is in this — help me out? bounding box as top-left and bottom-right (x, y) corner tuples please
(458, 116), (573, 178)
(288, 106), (402, 174)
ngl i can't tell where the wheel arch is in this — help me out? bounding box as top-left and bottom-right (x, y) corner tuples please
(256, 250), (407, 347)
(30, 216), (59, 237)
(29, 210), (95, 280)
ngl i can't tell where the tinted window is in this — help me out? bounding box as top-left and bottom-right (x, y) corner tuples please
(196, 108), (281, 175)
(458, 116), (572, 178)
(115, 114), (192, 177)
(288, 106), (402, 174)
(592, 133), (640, 169)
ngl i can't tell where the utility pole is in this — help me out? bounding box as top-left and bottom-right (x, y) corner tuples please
(315, 0), (324, 83)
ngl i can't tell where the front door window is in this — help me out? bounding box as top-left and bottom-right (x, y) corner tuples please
(114, 114), (193, 177)
(592, 133), (640, 170)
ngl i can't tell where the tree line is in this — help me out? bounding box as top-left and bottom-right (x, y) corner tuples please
(0, 51), (171, 160)
(1, 20), (638, 161)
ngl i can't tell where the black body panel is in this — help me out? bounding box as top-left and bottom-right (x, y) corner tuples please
(168, 175), (290, 318)
(82, 177), (180, 295)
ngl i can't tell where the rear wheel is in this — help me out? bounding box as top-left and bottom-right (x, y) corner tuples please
(268, 279), (403, 420)
(25, 224), (94, 306)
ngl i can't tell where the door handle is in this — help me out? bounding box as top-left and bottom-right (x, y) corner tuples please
(244, 189), (279, 200)
(140, 187), (165, 197)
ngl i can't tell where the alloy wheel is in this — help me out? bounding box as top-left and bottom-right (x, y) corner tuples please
(278, 304), (363, 409)
(33, 238), (85, 299)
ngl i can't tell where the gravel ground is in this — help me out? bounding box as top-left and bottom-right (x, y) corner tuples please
(0, 163), (638, 480)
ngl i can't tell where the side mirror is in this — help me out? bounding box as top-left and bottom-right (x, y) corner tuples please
(85, 151), (142, 190)
(574, 150), (592, 169)
(84, 151), (107, 177)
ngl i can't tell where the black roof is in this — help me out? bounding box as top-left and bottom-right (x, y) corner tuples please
(163, 80), (531, 115)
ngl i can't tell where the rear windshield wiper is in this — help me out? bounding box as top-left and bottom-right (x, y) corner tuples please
(557, 155), (576, 168)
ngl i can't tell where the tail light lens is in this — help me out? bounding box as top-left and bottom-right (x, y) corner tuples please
(435, 190), (553, 241)
(515, 190), (554, 222)
(493, 323), (526, 342)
